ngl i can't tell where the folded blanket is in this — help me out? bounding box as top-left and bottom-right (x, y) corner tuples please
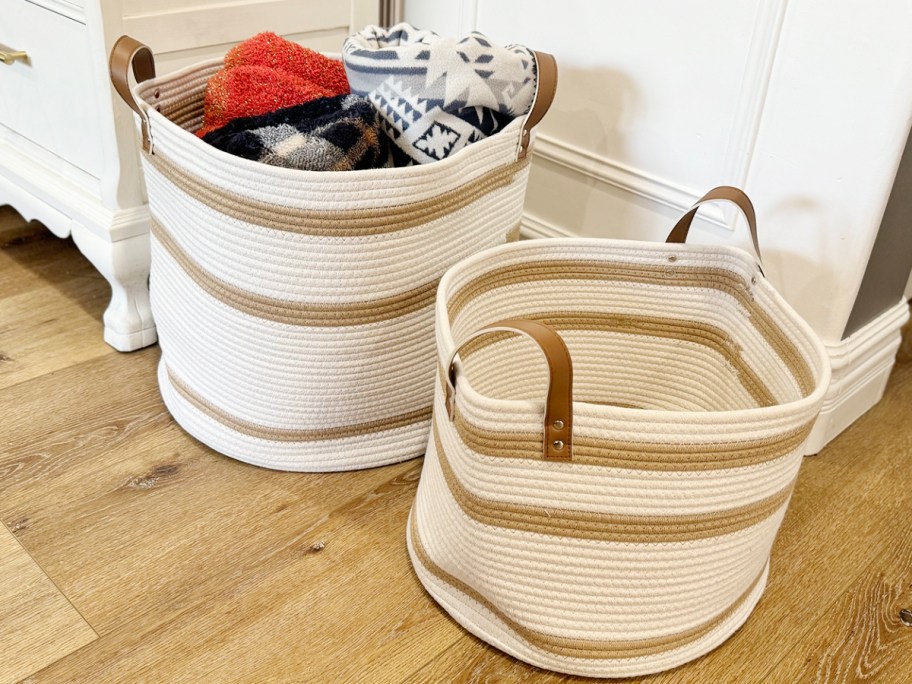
(225, 32), (349, 94)
(342, 23), (537, 164)
(202, 94), (394, 172)
(198, 32), (350, 137)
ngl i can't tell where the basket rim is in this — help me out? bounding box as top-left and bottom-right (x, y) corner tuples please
(437, 237), (832, 424)
(130, 55), (527, 182)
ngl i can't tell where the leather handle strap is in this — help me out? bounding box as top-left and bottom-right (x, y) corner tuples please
(518, 51), (558, 159)
(665, 186), (763, 269)
(445, 319), (573, 461)
(109, 35), (156, 152)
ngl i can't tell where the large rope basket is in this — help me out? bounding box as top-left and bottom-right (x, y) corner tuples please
(109, 37), (556, 471)
(408, 188), (831, 677)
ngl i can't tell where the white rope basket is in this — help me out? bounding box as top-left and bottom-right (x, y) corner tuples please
(408, 188), (831, 677)
(110, 37), (556, 471)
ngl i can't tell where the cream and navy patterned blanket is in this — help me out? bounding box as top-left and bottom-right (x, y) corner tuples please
(342, 23), (537, 164)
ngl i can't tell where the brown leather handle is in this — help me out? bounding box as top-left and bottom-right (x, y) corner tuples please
(110, 35), (156, 152)
(445, 319), (573, 460)
(665, 186), (763, 270)
(518, 51), (558, 160)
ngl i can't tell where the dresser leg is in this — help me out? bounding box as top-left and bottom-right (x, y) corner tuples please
(71, 225), (157, 352)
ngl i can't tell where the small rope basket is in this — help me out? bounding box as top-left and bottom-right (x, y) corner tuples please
(408, 188), (831, 677)
(110, 37), (556, 471)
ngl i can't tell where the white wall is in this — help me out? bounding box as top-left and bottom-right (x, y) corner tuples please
(406, 0), (912, 345)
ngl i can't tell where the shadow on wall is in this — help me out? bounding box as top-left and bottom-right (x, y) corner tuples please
(524, 65), (676, 241)
(550, 66), (638, 162)
(760, 196), (841, 325)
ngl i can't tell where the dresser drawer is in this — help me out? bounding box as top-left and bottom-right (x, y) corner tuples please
(0, 0), (104, 178)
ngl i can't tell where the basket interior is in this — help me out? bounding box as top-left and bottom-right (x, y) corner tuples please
(448, 253), (819, 413)
(136, 61), (221, 135)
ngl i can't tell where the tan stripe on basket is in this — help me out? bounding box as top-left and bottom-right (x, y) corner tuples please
(433, 426), (794, 543)
(167, 365), (432, 442)
(446, 260), (815, 397)
(146, 148), (529, 236)
(139, 69), (215, 125)
(151, 220), (437, 326)
(409, 512), (766, 660)
(166, 98), (205, 127)
(460, 311), (777, 407)
(433, 362), (813, 471)
(451, 406), (814, 470)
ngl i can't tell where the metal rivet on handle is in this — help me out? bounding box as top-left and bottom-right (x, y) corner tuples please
(900, 608), (912, 627)
(552, 440), (564, 451)
(154, 88), (160, 99)
(553, 420), (564, 430)
(668, 255), (677, 263)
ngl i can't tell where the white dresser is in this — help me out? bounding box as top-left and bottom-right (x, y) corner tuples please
(0, 0), (376, 350)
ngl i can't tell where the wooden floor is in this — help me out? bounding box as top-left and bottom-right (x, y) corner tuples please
(1, 206), (911, 684)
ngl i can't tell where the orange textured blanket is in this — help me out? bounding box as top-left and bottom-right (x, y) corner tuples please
(198, 32), (350, 137)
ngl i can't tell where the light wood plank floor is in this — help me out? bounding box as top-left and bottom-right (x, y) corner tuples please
(1, 206), (911, 684)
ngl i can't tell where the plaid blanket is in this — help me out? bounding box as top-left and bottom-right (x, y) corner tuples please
(202, 94), (394, 171)
(343, 23), (537, 165)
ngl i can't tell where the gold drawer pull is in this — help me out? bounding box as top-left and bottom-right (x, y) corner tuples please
(0, 44), (28, 65)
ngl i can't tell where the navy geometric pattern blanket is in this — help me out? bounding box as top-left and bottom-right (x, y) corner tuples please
(342, 23), (537, 165)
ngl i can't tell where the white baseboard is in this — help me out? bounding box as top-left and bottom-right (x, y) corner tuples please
(805, 299), (910, 455)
